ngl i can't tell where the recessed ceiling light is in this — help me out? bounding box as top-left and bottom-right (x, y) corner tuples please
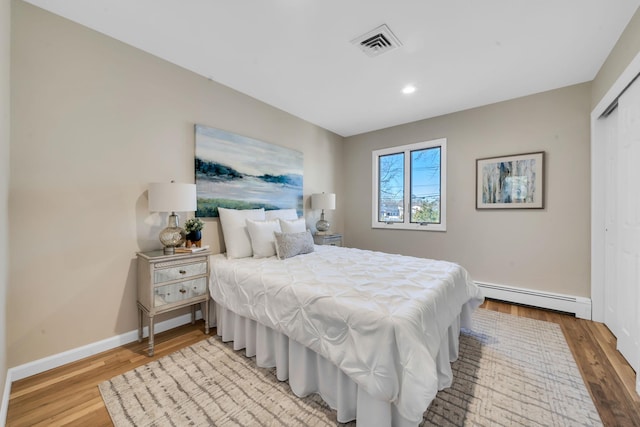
(402, 85), (416, 94)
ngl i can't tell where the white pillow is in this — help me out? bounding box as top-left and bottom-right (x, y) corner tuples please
(279, 218), (306, 233)
(246, 219), (282, 258)
(218, 208), (265, 259)
(265, 209), (298, 221)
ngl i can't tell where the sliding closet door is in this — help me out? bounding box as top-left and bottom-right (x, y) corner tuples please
(613, 79), (640, 374)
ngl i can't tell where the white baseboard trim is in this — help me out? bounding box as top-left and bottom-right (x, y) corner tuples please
(1, 373), (11, 427)
(476, 281), (592, 320)
(0, 310), (203, 426)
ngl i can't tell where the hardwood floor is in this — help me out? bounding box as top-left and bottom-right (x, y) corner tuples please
(6, 299), (640, 426)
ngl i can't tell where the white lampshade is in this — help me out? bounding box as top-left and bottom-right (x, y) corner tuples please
(148, 182), (197, 213)
(312, 193), (336, 210)
(148, 182), (197, 255)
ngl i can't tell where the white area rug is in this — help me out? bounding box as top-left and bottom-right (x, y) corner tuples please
(99, 309), (602, 426)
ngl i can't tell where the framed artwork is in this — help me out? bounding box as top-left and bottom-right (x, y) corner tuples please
(476, 151), (544, 209)
(194, 124), (303, 217)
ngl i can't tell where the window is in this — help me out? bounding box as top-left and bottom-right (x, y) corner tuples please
(372, 138), (447, 231)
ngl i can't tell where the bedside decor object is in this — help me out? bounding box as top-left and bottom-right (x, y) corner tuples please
(311, 192), (335, 233)
(148, 182), (197, 254)
(175, 245), (210, 253)
(476, 152), (544, 209)
(184, 217), (204, 247)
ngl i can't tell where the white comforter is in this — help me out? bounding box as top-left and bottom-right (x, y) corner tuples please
(209, 245), (483, 423)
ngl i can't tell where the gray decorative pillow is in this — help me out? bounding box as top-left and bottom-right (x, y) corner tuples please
(274, 230), (315, 260)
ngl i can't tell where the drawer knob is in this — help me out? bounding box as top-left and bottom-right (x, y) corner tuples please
(179, 270), (186, 275)
(179, 289), (186, 294)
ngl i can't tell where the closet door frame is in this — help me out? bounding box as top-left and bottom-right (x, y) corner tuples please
(591, 52), (640, 321)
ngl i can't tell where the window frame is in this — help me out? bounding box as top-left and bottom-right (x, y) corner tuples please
(371, 138), (447, 232)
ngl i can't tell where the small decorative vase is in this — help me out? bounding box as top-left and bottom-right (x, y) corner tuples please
(187, 230), (202, 247)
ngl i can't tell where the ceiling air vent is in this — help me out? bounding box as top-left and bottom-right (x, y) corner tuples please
(351, 24), (402, 57)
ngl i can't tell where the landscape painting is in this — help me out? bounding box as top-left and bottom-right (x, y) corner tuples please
(476, 151), (544, 209)
(194, 125), (303, 217)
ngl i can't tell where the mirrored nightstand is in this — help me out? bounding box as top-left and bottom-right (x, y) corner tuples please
(313, 233), (343, 247)
(136, 250), (211, 356)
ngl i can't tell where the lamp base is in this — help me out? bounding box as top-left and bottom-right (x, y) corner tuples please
(159, 213), (186, 254)
(316, 210), (330, 233)
(315, 219), (330, 233)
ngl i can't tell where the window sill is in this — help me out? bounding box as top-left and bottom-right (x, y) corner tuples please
(371, 222), (446, 232)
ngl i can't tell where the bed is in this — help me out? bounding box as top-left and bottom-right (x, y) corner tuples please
(207, 210), (483, 427)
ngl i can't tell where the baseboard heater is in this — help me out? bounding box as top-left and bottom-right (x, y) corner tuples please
(475, 281), (592, 320)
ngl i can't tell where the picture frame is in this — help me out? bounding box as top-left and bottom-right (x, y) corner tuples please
(476, 151), (544, 209)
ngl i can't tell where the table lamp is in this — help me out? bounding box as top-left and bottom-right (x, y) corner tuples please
(312, 192), (336, 234)
(148, 181), (197, 254)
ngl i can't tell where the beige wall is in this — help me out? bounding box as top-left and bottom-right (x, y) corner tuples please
(1, 0), (10, 405)
(592, 7), (640, 109)
(9, 1), (344, 367)
(344, 83), (592, 298)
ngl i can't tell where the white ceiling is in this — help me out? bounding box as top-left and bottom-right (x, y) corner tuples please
(23, 0), (640, 137)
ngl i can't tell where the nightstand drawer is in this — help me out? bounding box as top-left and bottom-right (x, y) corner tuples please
(313, 234), (343, 246)
(154, 261), (207, 283)
(154, 277), (208, 306)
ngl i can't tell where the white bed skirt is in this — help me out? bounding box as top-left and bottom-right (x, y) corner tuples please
(210, 301), (472, 427)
